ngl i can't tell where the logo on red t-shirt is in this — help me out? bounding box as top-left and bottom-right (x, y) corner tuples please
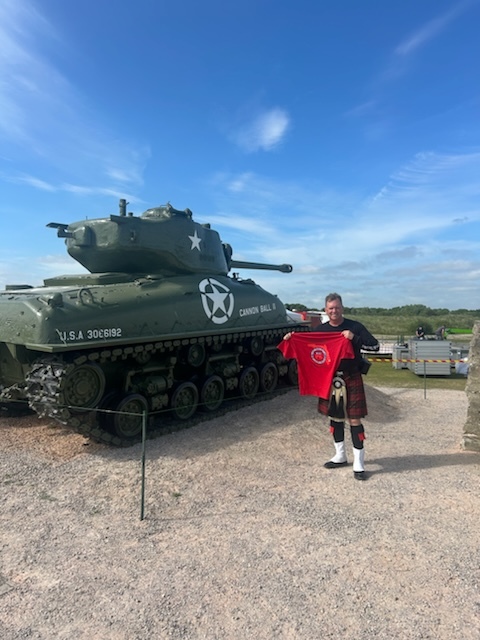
(310, 347), (328, 365)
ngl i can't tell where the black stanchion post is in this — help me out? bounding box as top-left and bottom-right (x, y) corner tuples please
(140, 410), (147, 521)
(423, 359), (427, 399)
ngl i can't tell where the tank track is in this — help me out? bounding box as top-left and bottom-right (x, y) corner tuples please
(23, 325), (306, 447)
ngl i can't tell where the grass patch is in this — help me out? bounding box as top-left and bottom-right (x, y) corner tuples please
(447, 328), (473, 335)
(365, 359), (467, 391)
(344, 313), (479, 338)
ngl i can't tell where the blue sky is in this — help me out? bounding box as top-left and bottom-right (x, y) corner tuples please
(1, 0), (480, 311)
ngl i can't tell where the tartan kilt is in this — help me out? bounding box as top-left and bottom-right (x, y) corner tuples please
(317, 371), (368, 419)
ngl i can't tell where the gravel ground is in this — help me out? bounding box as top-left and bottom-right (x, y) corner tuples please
(0, 385), (479, 640)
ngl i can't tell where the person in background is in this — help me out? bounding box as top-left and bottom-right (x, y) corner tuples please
(435, 325), (446, 340)
(312, 293), (379, 480)
(415, 326), (425, 340)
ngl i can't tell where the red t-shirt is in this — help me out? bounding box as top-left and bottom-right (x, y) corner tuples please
(278, 332), (355, 399)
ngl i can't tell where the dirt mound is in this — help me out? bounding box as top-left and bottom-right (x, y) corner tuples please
(365, 383), (402, 423)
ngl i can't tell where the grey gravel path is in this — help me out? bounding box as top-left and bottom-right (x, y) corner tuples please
(0, 386), (479, 639)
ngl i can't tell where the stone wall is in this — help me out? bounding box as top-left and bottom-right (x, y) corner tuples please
(463, 321), (480, 451)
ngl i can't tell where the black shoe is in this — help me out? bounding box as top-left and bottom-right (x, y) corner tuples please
(354, 471), (367, 481)
(324, 460), (348, 469)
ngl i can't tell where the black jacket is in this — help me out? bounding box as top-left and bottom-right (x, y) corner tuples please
(312, 318), (379, 373)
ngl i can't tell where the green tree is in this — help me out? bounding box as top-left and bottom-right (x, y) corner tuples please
(286, 303), (308, 311)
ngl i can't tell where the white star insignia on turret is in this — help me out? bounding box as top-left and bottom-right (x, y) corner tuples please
(188, 230), (202, 251)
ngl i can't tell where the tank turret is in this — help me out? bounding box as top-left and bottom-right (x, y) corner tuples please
(47, 199), (292, 277)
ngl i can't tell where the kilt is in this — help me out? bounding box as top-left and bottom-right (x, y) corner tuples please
(317, 370), (368, 419)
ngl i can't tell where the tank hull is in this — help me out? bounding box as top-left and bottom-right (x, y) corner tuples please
(0, 273), (290, 352)
(0, 273), (306, 443)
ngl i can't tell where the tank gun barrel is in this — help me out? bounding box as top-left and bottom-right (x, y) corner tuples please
(229, 260), (292, 273)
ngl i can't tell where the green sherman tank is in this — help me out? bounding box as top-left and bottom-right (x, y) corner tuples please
(0, 199), (306, 444)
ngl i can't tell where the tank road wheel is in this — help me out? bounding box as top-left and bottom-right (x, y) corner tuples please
(259, 362), (279, 393)
(171, 382), (199, 420)
(239, 366), (260, 400)
(249, 336), (264, 357)
(112, 394), (149, 439)
(200, 375), (225, 412)
(61, 363), (106, 412)
(286, 359), (298, 386)
(187, 344), (206, 368)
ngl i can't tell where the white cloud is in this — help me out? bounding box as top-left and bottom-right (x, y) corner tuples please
(204, 150), (480, 308)
(10, 174), (56, 191)
(347, 1), (478, 138)
(231, 108), (290, 153)
(395, 1), (472, 57)
(0, 0), (149, 193)
(2, 172), (143, 204)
